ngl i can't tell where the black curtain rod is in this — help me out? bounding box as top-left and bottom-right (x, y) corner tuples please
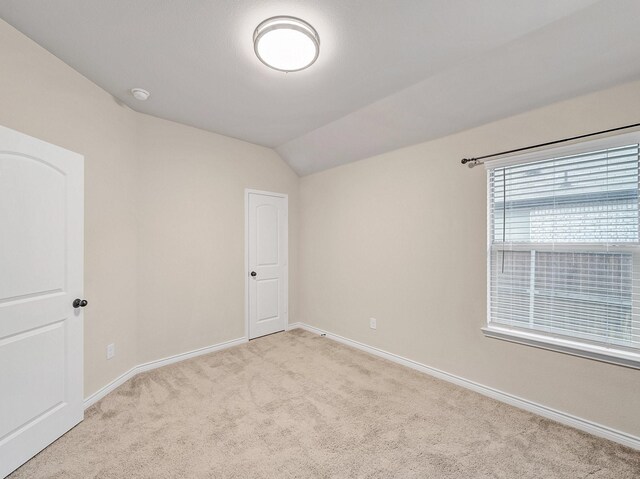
(461, 122), (640, 167)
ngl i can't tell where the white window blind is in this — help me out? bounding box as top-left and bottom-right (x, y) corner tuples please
(487, 142), (640, 356)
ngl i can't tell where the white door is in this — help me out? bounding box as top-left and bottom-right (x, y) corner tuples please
(247, 190), (288, 339)
(0, 125), (84, 478)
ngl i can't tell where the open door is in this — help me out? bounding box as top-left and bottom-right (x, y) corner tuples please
(0, 125), (84, 477)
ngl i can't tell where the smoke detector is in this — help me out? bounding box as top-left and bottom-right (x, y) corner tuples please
(131, 88), (150, 101)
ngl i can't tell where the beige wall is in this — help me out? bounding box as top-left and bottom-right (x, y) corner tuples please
(135, 113), (298, 363)
(299, 79), (640, 437)
(0, 19), (299, 396)
(0, 20), (139, 396)
(3, 14), (639, 441)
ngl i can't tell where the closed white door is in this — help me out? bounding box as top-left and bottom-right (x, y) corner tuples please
(247, 190), (288, 339)
(0, 125), (84, 478)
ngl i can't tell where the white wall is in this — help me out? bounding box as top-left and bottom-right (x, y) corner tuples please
(298, 79), (640, 438)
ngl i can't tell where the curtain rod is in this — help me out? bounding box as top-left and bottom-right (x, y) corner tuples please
(461, 122), (640, 168)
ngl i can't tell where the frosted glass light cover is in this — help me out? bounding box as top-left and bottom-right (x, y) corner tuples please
(254, 17), (320, 72)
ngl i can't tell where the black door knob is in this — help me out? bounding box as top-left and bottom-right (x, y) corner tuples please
(250, 271), (257, 277)
(73, 299), (88, 308)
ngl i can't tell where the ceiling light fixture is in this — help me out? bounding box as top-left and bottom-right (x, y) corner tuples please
(131, 88), (150, 101)
(253, 16), (320, 72)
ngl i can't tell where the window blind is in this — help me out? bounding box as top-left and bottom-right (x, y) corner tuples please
(488, 143), (640, 352)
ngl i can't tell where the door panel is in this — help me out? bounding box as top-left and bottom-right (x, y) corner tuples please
(0, 322), (66, 437)
(247, 192), (287, 339)
(0, 125), (84, 478)
(0, 156), (66, 301)
(256, 278), (279, 321)
(257, 204), (279, 266)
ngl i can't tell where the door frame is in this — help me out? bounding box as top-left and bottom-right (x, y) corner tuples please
(244, 188), (289, 340)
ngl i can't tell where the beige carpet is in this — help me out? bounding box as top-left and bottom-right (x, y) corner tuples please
(9, 329), (640, 478)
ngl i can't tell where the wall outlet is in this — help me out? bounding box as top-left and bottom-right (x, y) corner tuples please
(106, 343), (115, 360)
(369, 318), (377, 330)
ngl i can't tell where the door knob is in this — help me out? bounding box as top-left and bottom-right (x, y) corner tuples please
(250, 271), (257, 277)
(73, 299), (88, 308)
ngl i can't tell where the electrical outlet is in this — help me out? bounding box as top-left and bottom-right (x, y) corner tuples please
(369, 318), (377, 330)
(106, 343), (115, 360)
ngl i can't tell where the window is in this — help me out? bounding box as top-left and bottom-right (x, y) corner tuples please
(484, 134), (640, 367)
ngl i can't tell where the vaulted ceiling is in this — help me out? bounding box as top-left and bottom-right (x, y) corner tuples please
(2, 0), (639, 175)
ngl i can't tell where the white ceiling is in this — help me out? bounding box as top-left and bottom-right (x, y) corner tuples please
(2, 0), (640, 175)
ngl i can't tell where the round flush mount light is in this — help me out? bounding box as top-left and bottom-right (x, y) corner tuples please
(131, 88), (150, 101)
(253, 16), (320, 72)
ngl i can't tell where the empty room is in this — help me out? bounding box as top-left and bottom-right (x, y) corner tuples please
(1, 1), (640, 477)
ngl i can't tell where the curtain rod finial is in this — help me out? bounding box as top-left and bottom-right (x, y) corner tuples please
(462, 158), (480, 168)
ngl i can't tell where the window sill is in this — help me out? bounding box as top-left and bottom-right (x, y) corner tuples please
(482, 325), (640, 370)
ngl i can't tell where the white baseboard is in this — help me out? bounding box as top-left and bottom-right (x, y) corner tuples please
(83, 337), (247, 409)
(288, 322), (640, 451)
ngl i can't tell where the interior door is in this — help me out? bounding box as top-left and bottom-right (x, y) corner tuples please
(0, 125), (84, 478)
(247, 191), (288, 339)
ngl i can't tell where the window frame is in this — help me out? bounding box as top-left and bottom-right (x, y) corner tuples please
(483, 130), (640, 369)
